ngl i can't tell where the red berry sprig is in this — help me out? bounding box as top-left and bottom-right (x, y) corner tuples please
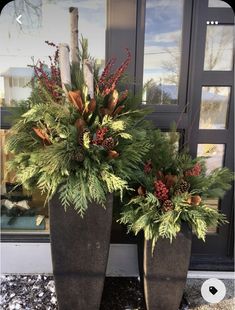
(92, 127), (108, 145)
(154, 180), (169, 201)
(185, 162), (202, 177)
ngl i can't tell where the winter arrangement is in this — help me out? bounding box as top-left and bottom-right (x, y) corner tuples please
(119, 130), (234, 248)
(5, 41), (151, 216)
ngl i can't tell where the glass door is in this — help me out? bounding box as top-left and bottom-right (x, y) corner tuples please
(187, 0), (234, 270)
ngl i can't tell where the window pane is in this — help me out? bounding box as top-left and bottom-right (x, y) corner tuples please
(143, 0), (184, 104)
(199, 87), (230, 129)
(204, 25), (233, 71)
(197, 144), (224, 174)
(208, 0), (231, 8)
(0, 0), (106, 106)
(1, 130), (49, 233)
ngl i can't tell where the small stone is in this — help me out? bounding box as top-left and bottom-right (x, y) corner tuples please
(51, 296), (57, 304)
(38, 292), (44, 297)
(46, 280), (55, 293)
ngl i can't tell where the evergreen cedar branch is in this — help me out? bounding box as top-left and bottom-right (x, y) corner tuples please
(5, 43), (152, 217)
(119, 130), (234, 249)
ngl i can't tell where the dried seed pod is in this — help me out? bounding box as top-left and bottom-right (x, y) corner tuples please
(191, 195), (202, 206)
(137, 186), (146, 196)
(108, 150), (119, 158)
(187, 195), (192, 204)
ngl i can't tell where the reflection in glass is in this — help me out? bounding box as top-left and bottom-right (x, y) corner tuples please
(204, 26), (233, 71)
(206, 198), (219, 233)
(0, 130), (49, 233)
(208, 0), (231, 8)
(197, 144), (225, 233)
(143, 0), (184, 104)
(197, 144), (224, 174)
(199, 87), (230, 129)
(0, 0), (106, 107)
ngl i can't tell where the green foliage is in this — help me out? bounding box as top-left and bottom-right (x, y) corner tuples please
(5, 57), (151, 216)
(119, 128), (233, 248)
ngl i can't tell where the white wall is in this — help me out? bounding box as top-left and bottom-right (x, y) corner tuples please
(1, 243), (139, 276)
(1, 243), (234, 279)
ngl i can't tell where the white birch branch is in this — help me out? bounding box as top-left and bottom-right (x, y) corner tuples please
(58, 43), (71, 91)
(83, 59), (94, 98)
(69, 7), (79, 65)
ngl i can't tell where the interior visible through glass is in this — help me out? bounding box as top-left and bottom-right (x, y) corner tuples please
(143, 0), (184, 105)
(197, 143), (225, 233)
(199, 87), (230, 129)
(204, 25), (233, 71)
(0, 0), (106, 233)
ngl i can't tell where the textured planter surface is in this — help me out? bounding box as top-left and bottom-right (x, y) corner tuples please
(49, 193), (113, 310)
(144, 222), (192, 310)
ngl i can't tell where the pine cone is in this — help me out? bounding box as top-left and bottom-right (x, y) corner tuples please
(162, 200), (174, 212)
(72, 148), (84, 162)
(154, 180), (169, 201)
(175, 189), (183, 196)
(102, 137), (115, 150)
(178, 180), (190, 193)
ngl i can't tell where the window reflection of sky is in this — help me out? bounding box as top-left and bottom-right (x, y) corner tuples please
(144, 0), (183, 85)
(0, 0), (105, 96)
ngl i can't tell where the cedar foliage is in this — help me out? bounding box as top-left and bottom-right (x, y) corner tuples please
(119, 129), (234, 249)
(5, 43), (152, 216)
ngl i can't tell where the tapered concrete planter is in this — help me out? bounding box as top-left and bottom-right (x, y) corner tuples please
(143, 223), (192, 310)
(49, 193), (113, 310)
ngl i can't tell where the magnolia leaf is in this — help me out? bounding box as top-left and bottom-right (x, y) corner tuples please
(83, 132), (90, 149)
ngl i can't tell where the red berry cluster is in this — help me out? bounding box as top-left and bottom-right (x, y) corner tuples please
(144, 160), (152, 174)
(154, 180), (169, 201)
(185, 162), (201, 177)
(98, 49), (131, 96)
(92, 127), (108, 145)
(32, 41), (61, 101)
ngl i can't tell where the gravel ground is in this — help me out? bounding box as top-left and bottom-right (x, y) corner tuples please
(0, 275), (234, 310)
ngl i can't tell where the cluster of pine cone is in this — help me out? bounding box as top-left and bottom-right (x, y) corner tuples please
(154, 173), (202, 212)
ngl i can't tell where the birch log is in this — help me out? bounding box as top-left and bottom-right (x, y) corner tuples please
(70, 7), (79, 66)
(83, 59), (94, 98)
(58, 43), (71, 91)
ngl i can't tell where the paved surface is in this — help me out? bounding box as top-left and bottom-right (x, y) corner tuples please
(185, 278), (234, 310)
(0, 275), (234, 309)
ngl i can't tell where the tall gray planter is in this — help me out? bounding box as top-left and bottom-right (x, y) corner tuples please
(49, 193), (113, 310)
(143, 222), (192, 310)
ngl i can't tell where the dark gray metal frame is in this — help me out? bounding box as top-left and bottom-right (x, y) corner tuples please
(186, 0), (234, 269)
